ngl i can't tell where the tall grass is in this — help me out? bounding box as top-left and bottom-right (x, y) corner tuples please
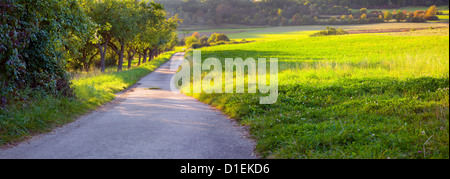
(0, 51), (175, 145)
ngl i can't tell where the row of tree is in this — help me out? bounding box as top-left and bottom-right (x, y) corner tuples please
(74, 0), (180, 73)
(0, 0), (180, 106)
(380, 6), (441, 22)
(322, 5), (441, 25)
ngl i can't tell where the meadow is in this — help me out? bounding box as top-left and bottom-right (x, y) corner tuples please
(200, 23), (448, 40)
(0, 52), (175, 145)
(183, 27), (449, 159)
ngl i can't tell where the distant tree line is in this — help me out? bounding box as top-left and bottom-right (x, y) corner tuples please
(0, 0), (180, 107)
(155, 0), (448, 26)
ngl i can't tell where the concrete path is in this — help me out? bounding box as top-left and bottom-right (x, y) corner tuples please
(0, 52), (256, 159)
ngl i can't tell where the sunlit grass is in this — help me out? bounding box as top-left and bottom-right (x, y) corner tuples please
(184, 28), (449, 159)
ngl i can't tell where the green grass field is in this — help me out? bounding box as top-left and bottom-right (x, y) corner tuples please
(211, 23), (447, 40)
(183, 28), (449, 159)
(0, 52), (175, 145)
(437, 9), (449, 22)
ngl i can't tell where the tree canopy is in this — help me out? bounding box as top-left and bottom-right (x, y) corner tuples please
(1, 0), (180, 106)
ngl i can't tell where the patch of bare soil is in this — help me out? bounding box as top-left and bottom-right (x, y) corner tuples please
(347, 27), (447, 34)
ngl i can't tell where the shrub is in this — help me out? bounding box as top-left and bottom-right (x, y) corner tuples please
(425, 5), (439, 20)
(216, 34), (230, 42)
(408, 11), (427, 22)
(384, 11), (393, 22)
(210, 41), (228, 46)
(208, 33), (230, 44)
(414, 10), (426, 18)
(199, 36), (209, 46)
(396, 11), (407, 22)
(361, 13), (367, 20)
(0, 0), (91, 106)
(191, 32), (200, 39)
(360, 8), (367, 14)
(425, 5), (438, 19)
(310, 27), (349, 37)
(208, 33), (218, 44)
(185, 36), (198, 47)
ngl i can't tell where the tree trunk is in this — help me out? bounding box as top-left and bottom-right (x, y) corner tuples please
(97, 42), (108, 73)
(148, 49), (153, 62)
(149, 48), (156, 62)
(127, 54), (132, 70)
(82, 50), (88, 72)
(152, 47), (158, 60)
(142, 48), (149, 63)
(127, 49), (136, 70)
(97, 35), (111, 73)
(117, 41), (125, 72)
(138, 53), (141, 66)
(86, 51), (99, 73)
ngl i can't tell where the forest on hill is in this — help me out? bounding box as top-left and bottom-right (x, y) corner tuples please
(155, 0), (448, 26)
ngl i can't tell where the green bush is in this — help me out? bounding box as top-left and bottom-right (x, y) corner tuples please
(199, 36), (209, 46)
(216, 34), (230, 42)
(208, 33), (230, 44)
(407, 11), (427, 22)
(384, 11), (393, 22)
(185, 36), (199, 47)
(209, 41), (229, 46)
(396, 11), (407, 22)
(208, 33), (218, 44)
(1, 0), (97, 108)
(310, 27), (349, 37)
